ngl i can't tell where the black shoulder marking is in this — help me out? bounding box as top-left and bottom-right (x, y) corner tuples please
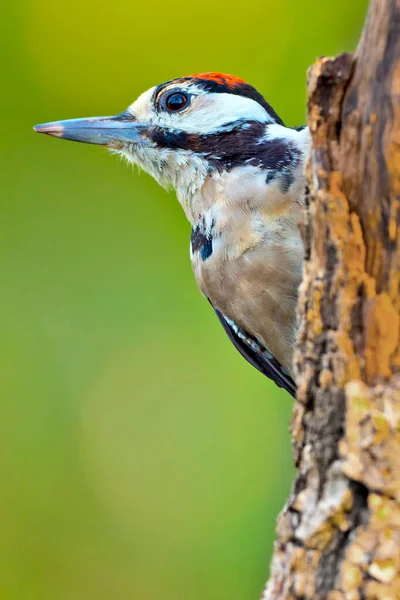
(212, 303), (296, 398)
(191, 220), (213, 261)
(260, 137), (301, 172)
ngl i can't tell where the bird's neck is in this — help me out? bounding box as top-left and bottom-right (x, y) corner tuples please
(180, 124), (311, 234)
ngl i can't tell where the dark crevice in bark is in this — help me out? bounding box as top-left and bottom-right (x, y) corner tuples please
(315, 482), (369, 598)
(314, 390), (346, 495)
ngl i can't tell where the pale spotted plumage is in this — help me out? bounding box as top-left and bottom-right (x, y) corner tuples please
(34, 73), (311, 396)
(189, 161), (306, 377)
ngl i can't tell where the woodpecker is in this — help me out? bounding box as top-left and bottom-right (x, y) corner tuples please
(34, 73), (310, 397)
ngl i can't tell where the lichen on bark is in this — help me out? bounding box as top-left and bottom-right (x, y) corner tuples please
(263, 1), (400, 598)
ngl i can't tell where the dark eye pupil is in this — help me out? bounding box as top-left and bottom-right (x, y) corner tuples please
(166, 93), (187, 112)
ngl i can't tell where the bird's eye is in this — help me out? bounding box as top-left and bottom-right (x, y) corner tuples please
(164, 92), (189, 112)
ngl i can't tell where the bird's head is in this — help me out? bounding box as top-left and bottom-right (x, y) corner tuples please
(34, 73), (291, 219)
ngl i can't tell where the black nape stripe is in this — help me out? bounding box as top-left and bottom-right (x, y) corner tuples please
(188, 79), (285, 126)
(154, 77), (285, 126)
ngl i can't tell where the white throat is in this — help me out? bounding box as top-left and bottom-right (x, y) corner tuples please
(119, 144), (210, 221)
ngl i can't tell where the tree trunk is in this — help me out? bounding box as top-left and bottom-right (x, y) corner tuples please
(263, 1), (400, 598)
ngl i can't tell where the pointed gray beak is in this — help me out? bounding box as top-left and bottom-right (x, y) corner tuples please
(33, 114), (146, 146)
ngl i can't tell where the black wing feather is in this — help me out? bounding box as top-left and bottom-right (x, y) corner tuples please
(212, 305), (296, 398)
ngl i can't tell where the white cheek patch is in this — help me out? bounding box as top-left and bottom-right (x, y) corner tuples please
(128, 87), (156, 121)
(264, 123), (311, 153)
(155, 92), (273, 134)
(264, 123), (302, 142)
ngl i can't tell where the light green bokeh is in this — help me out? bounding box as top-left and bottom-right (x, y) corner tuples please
(1, 2), (368, 599)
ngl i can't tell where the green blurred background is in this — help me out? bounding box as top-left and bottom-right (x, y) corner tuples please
(1, 2), (368, 599)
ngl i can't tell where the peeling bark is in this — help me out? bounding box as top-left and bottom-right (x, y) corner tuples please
(263, 1), (400, 598)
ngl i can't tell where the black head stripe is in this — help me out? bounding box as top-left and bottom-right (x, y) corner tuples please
(149, 121), (301, 178)
(186, 78), (284, 126)
(150, 121), (266, 155)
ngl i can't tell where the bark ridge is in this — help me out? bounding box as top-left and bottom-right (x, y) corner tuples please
(263, 1), (400, 598)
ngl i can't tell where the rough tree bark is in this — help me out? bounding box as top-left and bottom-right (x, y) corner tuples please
(263, 1), (400, 598)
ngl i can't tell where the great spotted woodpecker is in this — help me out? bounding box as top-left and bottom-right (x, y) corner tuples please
(34, 73), (311, 397)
